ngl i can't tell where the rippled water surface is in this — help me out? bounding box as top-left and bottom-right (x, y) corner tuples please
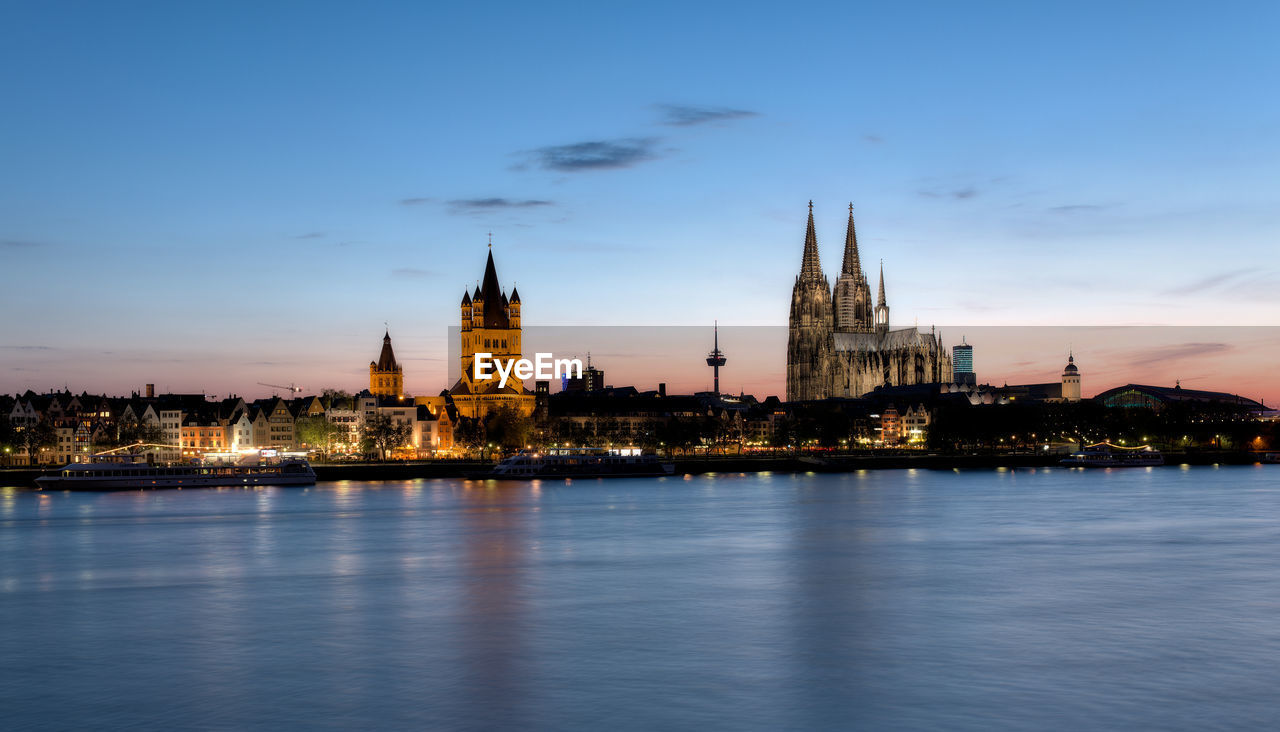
(4, 466), (1280, 730)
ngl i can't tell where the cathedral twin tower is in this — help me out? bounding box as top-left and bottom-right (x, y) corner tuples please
(787, 202), (951, 402)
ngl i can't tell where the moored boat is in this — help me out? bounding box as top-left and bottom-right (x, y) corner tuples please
(470, 447), (675, 480)
(35, 450), (316, 490)
(1060, 442), (1163, 468)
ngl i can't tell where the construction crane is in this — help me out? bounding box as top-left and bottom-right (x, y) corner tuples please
(258, 382), (304, 395)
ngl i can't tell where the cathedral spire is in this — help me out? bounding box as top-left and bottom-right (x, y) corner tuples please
(840, 203), (863, 277)
(877, 260), (886, 306)
(799, 200), (824, 283)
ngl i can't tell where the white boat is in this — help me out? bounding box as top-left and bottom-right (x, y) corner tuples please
(1060, 442), (1164, 468)
(35, 451), (316, 490)
(472, 447), (675, 479)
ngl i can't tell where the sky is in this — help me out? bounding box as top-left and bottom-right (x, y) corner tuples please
(2, 1), (1278, 401)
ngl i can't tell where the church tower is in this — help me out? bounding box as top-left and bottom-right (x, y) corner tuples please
(369, 330), (404, 398)
(786, 202), (834, 401)
(444, 244), (535, 419)
(833, 204), (873, 333)
(874, 262), (890, 335)
(1061, 353), (1082, 402)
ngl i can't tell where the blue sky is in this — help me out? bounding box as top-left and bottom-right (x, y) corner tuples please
(2, 1), (1278, 397)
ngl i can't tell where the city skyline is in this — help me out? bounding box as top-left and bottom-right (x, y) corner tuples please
(3, 2), (1278, 398)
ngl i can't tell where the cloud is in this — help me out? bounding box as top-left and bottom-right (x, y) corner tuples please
(863, 134), (885, 144)
(447, 198), (555, 214)
(0, 345), (55, 350)
(399, 197), (435, 206)
(519, 138), (661, 171)
(919, 187), (978, 200)
(656, 104), (757, 127)
(1, 239), (43, 248)
(1160, 269), (1252, 297)
(1126, 342), (1232, 368)
(291, 232), (325, 239)
(391, 268), (438, 279)
(1049, 204), (1113, 213)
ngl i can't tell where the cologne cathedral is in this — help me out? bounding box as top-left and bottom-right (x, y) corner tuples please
(786, 202), (952, 402)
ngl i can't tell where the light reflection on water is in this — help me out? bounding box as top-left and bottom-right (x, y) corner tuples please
(2, 468), (1280, 729)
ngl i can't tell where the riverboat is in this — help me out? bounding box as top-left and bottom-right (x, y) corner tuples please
(34, 451), (316, 490)
(470, 448), (675, 479)
(1060, 442), (1164, 468)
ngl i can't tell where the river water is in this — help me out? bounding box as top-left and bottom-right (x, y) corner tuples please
(3, 466), (1280, 730)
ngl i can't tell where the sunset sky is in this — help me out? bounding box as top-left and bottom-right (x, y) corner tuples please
(2, 2), (1278, 401)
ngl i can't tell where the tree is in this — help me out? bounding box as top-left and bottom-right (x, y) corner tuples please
(361, 414), (413, 460)
(452, 417), (486, 456)
(114, 420), (166, 448)
(0, 418), (18, 463)
(321, 388), (352, 401)
(296, 415), (341, 458)
(485, 406), (533, 452)
(20, 420), (56, 464)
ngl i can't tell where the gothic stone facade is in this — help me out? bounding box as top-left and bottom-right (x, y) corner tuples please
(787, 203), (952, 402)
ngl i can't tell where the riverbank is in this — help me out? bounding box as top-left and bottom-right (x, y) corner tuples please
(2, 450), (1272, 488)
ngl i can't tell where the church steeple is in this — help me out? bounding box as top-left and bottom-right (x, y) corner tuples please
(799, 200), (824, 284)
(874, 260), (889, 334)
(877, 261), (887, 306)
(840, 203), (863, 278)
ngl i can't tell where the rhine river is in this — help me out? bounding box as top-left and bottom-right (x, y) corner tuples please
(4, 466), (1280, 730)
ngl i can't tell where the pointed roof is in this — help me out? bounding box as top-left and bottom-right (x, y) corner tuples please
(461, 290), (471, 306)
(375, 330), (400, 372)
(472, 285), (482, 301)
(510, 286), (520, 303)
(877, 261), (887, 306)
(799, 201), (824, 283)
(840, 203), (863, 278)
(479, 249), (510, 329)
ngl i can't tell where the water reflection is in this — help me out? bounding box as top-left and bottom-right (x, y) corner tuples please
(3, 468), (1280, 729)
(455, 483), (534, 726)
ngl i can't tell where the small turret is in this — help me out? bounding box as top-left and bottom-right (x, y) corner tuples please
(460, 290), (473, 332)
(1061, 352), (1081, 402)
(509, 286), (521, 328)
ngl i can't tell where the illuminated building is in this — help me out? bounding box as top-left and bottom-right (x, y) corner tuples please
(369, 330), (404, 398)
(787, 202), (952, 401)
(420, 246), (535, 419)
(1061, 353), (1081, 402)
(953, 339), (975, 385)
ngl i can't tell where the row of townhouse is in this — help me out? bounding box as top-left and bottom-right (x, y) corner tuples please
(4, 387), (457, 464)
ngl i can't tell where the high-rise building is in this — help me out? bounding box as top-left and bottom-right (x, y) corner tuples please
(952, 338), (975, 385)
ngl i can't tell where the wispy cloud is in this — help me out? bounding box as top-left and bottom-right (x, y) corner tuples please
(656, 104), (757, 127)
(1126, 342), (1232, 368)
(1159, 268), (1253, 297)
(399, 197), (435, 206)
(518, 138), (661, 172)
(863, 134), (885, 144)
(447, 198), (554, 214)
(1049, 204), (1114, 214)
(0, 345), (55, 350)
(291, 232), (325, 239)
(391, 268), (438, 279)
(919, 187), (978, 200)
(1, 239), (44, 248)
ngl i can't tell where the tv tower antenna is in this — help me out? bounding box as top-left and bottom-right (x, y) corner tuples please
(705, 321), (727, 398)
